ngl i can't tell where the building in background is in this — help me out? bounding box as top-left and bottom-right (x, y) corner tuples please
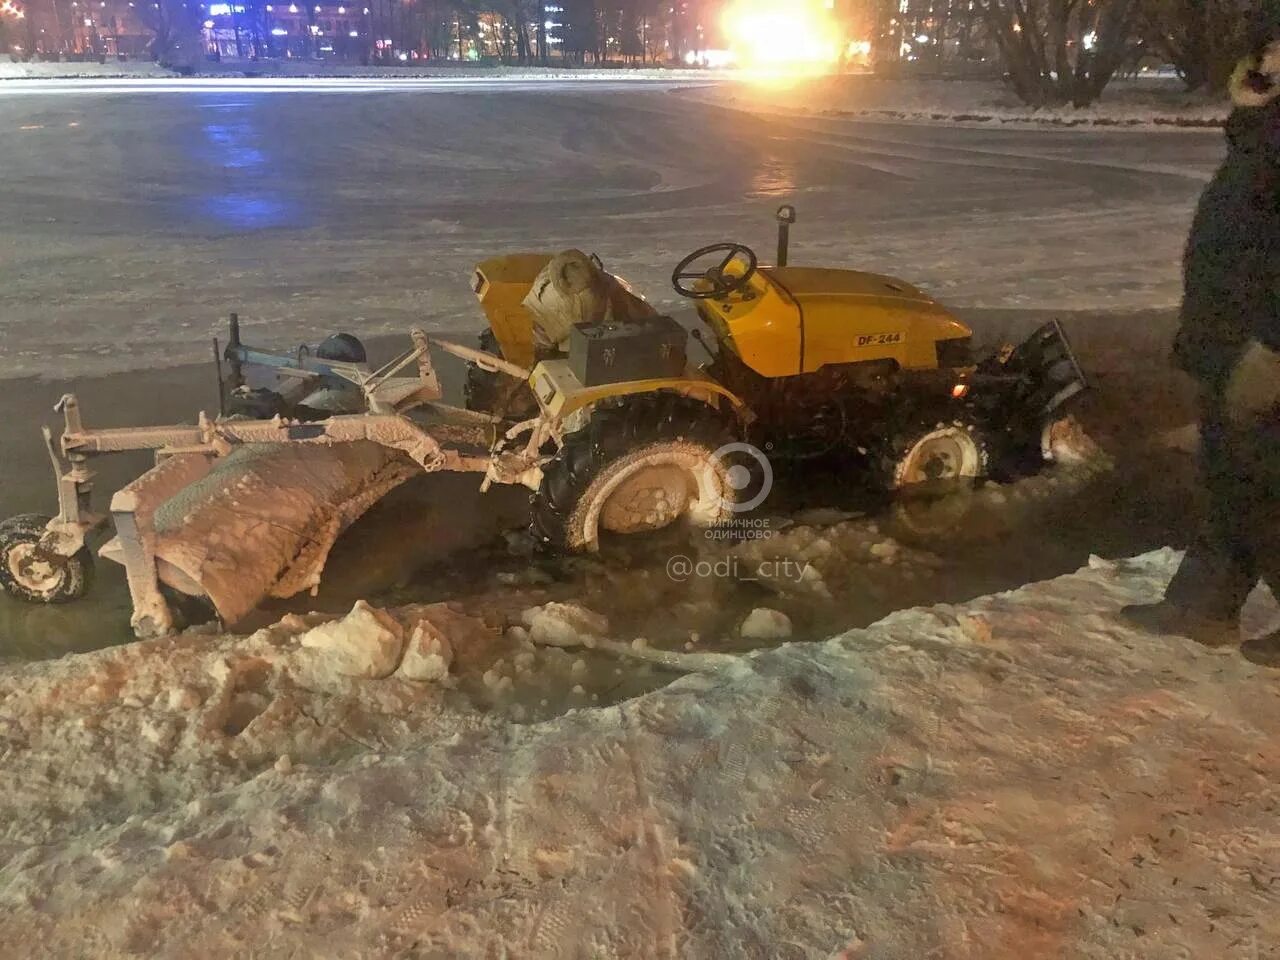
(870, 0), (992, 67)
(6, 0), (988, 69)
(200, 2), (370, 61)
(5, 0), (153, 58)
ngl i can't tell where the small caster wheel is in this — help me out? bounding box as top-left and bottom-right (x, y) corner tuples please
(0, 514), (94, 604)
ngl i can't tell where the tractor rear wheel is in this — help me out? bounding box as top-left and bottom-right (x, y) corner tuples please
(532, 395), (740, 551)
(465, 330), (538, 421)
(0, 514), (94, 604)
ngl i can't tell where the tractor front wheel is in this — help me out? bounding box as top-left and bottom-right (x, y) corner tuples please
(879, 421), (990, 492)
(532, 396), (740, 551)
(0, 514), (94, 604)
(877, 422), (991, 538)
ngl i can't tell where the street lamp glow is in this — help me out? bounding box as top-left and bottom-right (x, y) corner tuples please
(724, 0), (841, 72)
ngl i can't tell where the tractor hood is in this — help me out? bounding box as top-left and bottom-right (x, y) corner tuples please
(763, 267), (972, 375)
(701, 265), (974, 378)
(762, 267), (954, 314)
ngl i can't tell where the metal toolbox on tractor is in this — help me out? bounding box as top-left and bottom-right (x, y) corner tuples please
(569, 315), (688, 387)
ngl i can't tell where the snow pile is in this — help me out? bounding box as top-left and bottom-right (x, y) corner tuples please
(696, 74), (1231, 128)
(2, 549), (1279, 956)
(295, 600), (405, 682)
(398, 618), (455, 683)
(0, 60), (173, 81)
(0, 599), (496, 847)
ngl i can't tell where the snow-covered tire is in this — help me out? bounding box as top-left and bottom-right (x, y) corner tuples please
(464, 330), (538, 421)
(532, 395), (740, 552)
(0, 514), (94, 604)
(1040, 415), (1100, 465)
(878, 421), (990, 491)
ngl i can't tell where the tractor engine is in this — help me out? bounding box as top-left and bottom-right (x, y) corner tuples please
(710, 350), (906, 459)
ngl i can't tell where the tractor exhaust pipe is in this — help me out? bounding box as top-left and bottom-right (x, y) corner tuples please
(776, 205), (797, 267)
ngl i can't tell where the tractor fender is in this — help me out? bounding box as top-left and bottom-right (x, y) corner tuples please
(550, 376), (754, 427)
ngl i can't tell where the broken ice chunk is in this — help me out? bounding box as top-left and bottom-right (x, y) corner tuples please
(739, 608), (793, 641)
(521, 602), (609, 648)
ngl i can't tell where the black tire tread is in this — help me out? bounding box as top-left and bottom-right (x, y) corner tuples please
(875, 418), (991, 492)
(531, 394), (735, 550)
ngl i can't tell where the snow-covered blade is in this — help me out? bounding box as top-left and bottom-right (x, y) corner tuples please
(38, 329), (494, 637)
(110, 442), (423, 630)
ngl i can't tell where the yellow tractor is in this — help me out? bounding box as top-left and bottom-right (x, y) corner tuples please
(470, 206), (1087, 550)
(0, 208), (1086, 637)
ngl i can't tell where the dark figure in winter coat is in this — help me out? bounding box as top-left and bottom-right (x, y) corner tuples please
(1125, 30), (1280, 650)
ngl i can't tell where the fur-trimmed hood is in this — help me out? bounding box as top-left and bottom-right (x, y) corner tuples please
(1226, 37), (1280, 163)
(1232, 40), (1280, 108)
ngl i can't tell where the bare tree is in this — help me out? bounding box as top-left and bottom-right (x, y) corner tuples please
(975, 0), (1143, 106)
(511, 0), (532, 62)
(1142, 0), (1251, 91)
(135, 0), (204, 67)
(619, 0), (646, 63)
(536, 0), (548, 62)
(559, 0), (595, 63)
(481, 0), (537, 62)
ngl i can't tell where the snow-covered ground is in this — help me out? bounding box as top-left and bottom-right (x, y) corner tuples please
(0, 60), (175, 80)
(0, 63), (1230, 129)
(1, 542), (1277, 957)
(696, 74), (1232, 128)
(0, 60), (715, 82)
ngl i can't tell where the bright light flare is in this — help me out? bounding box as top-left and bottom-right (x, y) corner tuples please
(724, 0), (841, 72)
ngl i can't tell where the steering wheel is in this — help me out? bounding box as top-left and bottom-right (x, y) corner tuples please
(671, 243), (759, 300)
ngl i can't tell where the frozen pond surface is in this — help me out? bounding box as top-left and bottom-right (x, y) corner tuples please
(0, 79), (1224, 380)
